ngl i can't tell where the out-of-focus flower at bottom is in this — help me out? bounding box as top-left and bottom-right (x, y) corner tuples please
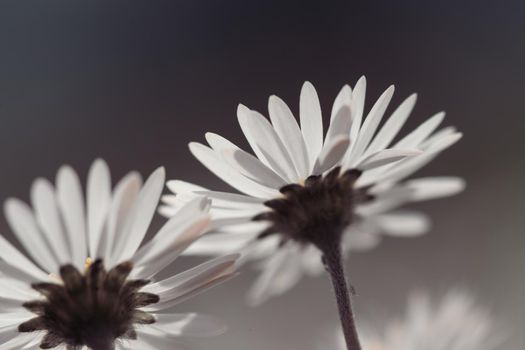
(324, 290), (500, 350)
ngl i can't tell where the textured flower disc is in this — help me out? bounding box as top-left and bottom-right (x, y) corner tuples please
(19, 260), (159, 349)
(254, 166), (373, 251)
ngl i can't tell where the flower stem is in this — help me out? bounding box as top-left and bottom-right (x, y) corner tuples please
(322, 242), (362, 350)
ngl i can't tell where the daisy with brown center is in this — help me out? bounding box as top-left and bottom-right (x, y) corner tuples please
(161, 78), (464, 349)
(0, 159), (238, 350)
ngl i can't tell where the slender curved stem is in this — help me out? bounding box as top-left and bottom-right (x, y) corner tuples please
(322, 242), (362, 350)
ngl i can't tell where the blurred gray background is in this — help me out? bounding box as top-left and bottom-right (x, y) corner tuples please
(0, 1), (523, 349)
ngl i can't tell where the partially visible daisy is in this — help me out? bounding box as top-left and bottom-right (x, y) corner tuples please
(326, 291), (499, 350)
(161, 78), (464, 349)
(0, 159), (239, 350)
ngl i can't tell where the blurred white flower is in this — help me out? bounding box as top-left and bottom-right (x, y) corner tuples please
(161, 78), (464, 304)
(0, 159), (239, 350)
(327, 291), (499, 350)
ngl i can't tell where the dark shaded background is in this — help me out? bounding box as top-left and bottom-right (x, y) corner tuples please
(0, 1), (523, 349)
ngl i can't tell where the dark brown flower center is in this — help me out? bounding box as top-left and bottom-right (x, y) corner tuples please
(19, 259), (159, 350)
(254, 167), (372, 252)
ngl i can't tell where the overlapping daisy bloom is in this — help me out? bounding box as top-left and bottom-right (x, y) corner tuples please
(0, 159), (239, 350)
(327, 291), (499, 350)
(160, 77), (465, 304)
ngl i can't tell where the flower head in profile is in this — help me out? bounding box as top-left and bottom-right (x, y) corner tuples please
(327, 291), (499, 350)
(161, 77), (464, 304)
(0, 159), (238, 350)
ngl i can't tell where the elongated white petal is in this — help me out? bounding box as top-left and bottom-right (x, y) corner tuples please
(323, 105), (352, 154)
(132, 212), (211, 278)
(101, 172), (142, 261)
(346, 85), (395, 165)
(166, 180), (207, 194)
(0, 332), (36, 350)
(355, 149), (422, 171)
(331, 84), (352, 122)
(357, 133), (463, 187)
(312, 135), (350, 175)
(30, 179), (70, 264)
(193, 190), (265, 208)
(374, 211), (430, 236)
(182, 230), (259, 255)
(268, 95), (310, 178)
(0, 248), (48, 283)
(153, 313), (227, 337)
(221, 148), (287, 188)
(404, 177), (466, 201)
(86, 159), (111, 258)
(247, 245), (302, 306)
(394, 112), (445, 148)
(4, 199), (58, 273)
(237, 105), (298, 181)
(0, 324), (23, 344)
(300, 81), (324, 167)
(144, 254), (238, 310)
(348, 76), (367, 148)
(189, 142), (279, 198)
(133, 329), (193, 350)
(207, 133), (286, 187)
(56, 165), (87, 270)
(365, 93), (417, 155)
(111, 167), (165, 264)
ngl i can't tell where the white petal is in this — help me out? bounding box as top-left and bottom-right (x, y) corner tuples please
(56, 165), (87, 270)
(189, 142), (279, 198)
(193, 190), (265, 208)
(268, 95), (310, 178)
(101, 172), (142, 262)
(166, 180), (207, 194)
(394, 112), (445, 148)
(355, 149), (422, 171)
(312, 135), (350, 175)
(181, 230), (259, 256)
(365, 93), (417, 155)
(221, 148), (287, 188)
(0, 333), (37, 350)
(0, 238), (48, 282)
(206, 133), (286, 187)
(419, 125), (457, 148)
(0, 325), (22, 345)
(143, 254), (238, 311)
(356, 187), (413, 216)
(348, 76), (367, 149)
(247, 245), (303, 306)
(404, 177), (466, 201)
(237, 105), (298, 181)
(299, 82), (324, 168)
(132, 210), (210, 278)
(4, 199), (58, 273)
(86, 159), (112, 259)
(346, 85), (395, 166)
(133, 330), (193, 350)
(330, 84), (352, 122)
(111, 167), (165, 264)
(30, 179), (70, 265)
(357, 133), (463, 187)
(324, 105), (352, 154)
(374, 211), (430, 237)
(153, 313), (227, 337)
(342, 226), (381, 252)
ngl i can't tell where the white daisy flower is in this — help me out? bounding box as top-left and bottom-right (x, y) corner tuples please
(161, 77), (464, 305)
(327, 291), (499, 350)
(0, 159), (239, 350)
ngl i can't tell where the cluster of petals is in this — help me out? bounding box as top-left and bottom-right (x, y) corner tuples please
(160, 77), (465, 304)
(0, 159), (238, 349)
